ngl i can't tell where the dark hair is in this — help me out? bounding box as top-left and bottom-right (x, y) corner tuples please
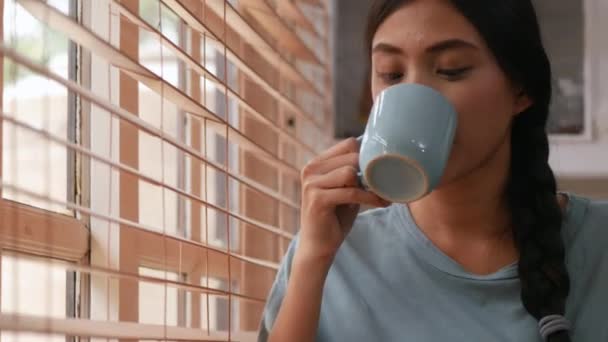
(363, 1), (570, 341)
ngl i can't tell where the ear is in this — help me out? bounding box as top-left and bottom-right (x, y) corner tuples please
(513, 88), (533, 116)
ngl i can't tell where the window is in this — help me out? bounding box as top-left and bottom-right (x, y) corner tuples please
(2, 0), (76, 212)
(1, 1), (84, 341)
(138, 267), (181, 326)
(0, 0), (332, 341)
(1, 254), (69, 342)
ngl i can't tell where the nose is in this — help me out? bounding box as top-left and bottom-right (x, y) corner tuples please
(397, 65), (443, 94)
(400, 69), (433, 88)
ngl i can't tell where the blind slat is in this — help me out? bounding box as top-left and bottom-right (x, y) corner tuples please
(18, 0), (311, 176)
(201, 0), (320, 95)
(17, 0), (219, 120)
(166, 1), (324, 130)
(1, 250), (234, 298)
(1, 112), (296, 240)
(232, 0), (323, 65)
(0, 177), (285, 272)
(1, 248), (275, 302)
(115, 1), (319, 156)
(276, 0), (318, 34)
(0, 46), (301, 210)
(0, 314), (258, 341)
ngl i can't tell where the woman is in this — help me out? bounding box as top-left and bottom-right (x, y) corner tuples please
(259, 1), (608, 341)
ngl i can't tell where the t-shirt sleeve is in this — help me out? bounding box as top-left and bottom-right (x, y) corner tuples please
(574, 198), (608, 262)
(565, 198), (608, 340)
(257, 236), (299, 342)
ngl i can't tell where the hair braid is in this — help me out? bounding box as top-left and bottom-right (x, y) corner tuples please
(508, 113), (571, 342)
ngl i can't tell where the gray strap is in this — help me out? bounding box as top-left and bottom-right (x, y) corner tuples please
(539, 315), (571, 340)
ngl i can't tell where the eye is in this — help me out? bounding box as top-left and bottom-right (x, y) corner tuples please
(437, 67), (472, 80)
(378, 72), (404, 84)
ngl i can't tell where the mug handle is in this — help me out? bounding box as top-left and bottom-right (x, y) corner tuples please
(355, 135), (368, 190)
(356, 171), (368, 190)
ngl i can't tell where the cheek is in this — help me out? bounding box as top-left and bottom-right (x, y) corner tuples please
(448, 66), (516, 142)
(370, 78), (384, 101)
(441, 70), (516, 174)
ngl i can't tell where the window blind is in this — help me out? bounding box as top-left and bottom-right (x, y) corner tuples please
(0, 0), (333, 341)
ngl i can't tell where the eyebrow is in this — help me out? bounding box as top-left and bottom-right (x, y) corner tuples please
(372, 39), (479, 55)
(427, 39), (479, 53)
(372, 42), (405, 55)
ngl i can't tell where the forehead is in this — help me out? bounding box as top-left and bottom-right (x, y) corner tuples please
(372, 0), (485, 52)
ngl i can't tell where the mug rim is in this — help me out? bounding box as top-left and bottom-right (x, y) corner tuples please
(363, 153), (429, 203)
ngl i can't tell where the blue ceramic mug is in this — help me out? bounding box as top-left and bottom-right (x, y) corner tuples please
(358, 83), (458, 203)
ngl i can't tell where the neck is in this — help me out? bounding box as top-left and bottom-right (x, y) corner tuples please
(407, 136), (519, 275)
(409, 137), (512, 242)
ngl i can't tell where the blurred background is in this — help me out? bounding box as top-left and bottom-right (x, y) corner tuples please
(333, 0), (608, 199)
(0, 0), (605, 341)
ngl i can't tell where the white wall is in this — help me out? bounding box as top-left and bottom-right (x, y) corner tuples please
(549, 0), (608, 179)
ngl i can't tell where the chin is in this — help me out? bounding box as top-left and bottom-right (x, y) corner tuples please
(433, 157), (476, 191)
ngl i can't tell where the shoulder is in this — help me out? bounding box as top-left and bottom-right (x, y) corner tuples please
(562, 193), (608, 244)
(258, 206), (402, 340)
(275, 205), (399, 276)
(584, 196), (608, 222)
(562, 193), (608, 268)
(561, 194), (608, 331)
(332, 204), (409, 266)
(354, 205), (396, 228)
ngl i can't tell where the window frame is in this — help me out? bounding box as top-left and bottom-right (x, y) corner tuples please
(0, 1), (87, 341)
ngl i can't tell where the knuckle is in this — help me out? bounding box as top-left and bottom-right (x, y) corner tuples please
(302, 179), (315, 194)
(346, 188), (359, 199)
(345, 137), (359, 151)
(308, 189), (325, 208)
(341, 166), (357, 184)
(301, 162), (316, 179)
(310, 155), (323, 164)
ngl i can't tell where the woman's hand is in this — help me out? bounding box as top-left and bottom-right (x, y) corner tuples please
(297, 138), (390, 262)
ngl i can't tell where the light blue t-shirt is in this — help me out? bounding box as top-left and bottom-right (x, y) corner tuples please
(258, 194), (608, 341)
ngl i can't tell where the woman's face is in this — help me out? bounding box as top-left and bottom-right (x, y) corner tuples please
(371, 0), (531, 187)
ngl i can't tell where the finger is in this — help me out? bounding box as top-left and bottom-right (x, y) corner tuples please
(306, 165), (359, 190)
(306, 152), (359, 176)
(313, 137), (360, 162)
(310, 187), (388, 208)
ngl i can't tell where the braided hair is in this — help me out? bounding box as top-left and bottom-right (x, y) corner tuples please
(363, 1), (571, 341)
